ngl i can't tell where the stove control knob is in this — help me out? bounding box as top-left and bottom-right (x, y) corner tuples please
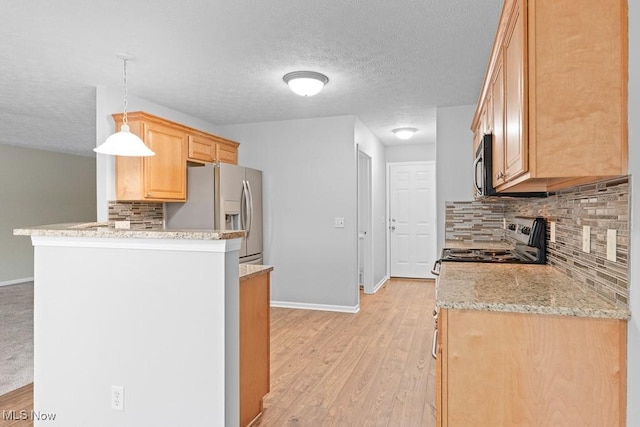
(522, 226), (531, 235)
(508, 224), (517, 231)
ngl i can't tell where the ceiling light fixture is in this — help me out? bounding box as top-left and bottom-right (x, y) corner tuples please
(94, 53), (155, 157)
(392, 127), (418, 140)
(283, 71), (329, 97)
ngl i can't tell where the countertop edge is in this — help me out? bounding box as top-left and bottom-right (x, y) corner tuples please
(14, 223), (245, 241)
(240, 265), (274, 280)
(435, 301), (631, 320)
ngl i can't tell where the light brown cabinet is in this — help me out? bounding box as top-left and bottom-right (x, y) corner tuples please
(472, 0), (628, 193)
(436, 308), (627, 426)
(240, 270), (271, 426)
(114, 113), (188, 202)
(188, 134), (216, 163)
(113, 112), (240, 202)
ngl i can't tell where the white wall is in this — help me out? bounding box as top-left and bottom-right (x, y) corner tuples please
(385, 143), (435, 163)
(95, 86), (224, 220)
(355, 119), (387, 287)
(627, 2), (639, 424)
(435, 105), (475, 250)
(220, 116), (359, 310)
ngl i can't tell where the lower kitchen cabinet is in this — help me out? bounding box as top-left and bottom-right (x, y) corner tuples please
(436, 308), (626, 426)
(240, 270), (271, 426)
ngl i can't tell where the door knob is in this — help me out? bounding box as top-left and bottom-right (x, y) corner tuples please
(390, 226), (396, 231)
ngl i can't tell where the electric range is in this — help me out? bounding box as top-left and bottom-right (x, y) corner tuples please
(440, 217), (546, 265)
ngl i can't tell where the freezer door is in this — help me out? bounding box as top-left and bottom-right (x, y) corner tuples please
(244, 167), (263, 257)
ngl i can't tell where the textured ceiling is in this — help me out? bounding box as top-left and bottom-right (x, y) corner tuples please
(0, 0), (503, 156)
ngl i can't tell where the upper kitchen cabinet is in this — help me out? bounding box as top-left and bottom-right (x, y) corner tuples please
(188, 133), (239, 165)
(114, 112), (188, 202)
(113, 112), (240, 202)
(472, 0), (628, 193)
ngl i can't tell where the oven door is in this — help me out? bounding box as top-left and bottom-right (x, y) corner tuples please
(431, 259), (441, 359)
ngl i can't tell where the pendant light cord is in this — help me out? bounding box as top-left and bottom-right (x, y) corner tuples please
(122, 58), (129, 125)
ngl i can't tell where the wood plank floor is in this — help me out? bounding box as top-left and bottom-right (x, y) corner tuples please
(0, 384), (33, 427)
(255, 278), (436, 426)
(0, 278), (436, 427)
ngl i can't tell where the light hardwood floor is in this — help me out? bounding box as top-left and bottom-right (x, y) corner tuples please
(0, 384), (33, 427)
(255, 278), (436, 426)
(0, 278), (436, 427)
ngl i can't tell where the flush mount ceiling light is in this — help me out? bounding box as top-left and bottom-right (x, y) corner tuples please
(94, 53), (155, 157)
(392, 127), (418, 140)
(283, 71), (329, 97)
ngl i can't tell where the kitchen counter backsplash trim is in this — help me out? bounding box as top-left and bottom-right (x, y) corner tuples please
(445, 176), (630, 308)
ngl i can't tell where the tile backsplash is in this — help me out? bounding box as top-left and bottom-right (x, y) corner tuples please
(108, 201), (164, 229)
(445, 176), (630, 307)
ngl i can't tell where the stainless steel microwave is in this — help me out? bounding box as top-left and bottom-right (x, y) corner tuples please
(473, 134), (546, 198)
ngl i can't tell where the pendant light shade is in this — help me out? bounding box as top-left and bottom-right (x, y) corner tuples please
(94, 54), (155, 157)
(95, 124), (155, 156)
(283, 71), (329, 96)
(392, 127), (418, 140)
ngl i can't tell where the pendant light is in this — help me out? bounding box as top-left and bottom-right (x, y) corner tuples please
(392, 127), (418, 140)
(94, 54), (155, 157)
(283, 71), (329, 97)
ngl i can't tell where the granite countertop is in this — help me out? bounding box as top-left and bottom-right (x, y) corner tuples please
(240, 264), (273, 280)
(436, 262), (631, 320)
(14, 222), (245, 240)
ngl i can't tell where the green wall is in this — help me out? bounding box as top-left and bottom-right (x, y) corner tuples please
(0, 144), (96, 284)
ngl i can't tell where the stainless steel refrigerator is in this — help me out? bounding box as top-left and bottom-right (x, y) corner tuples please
(165, 163), (263, 264)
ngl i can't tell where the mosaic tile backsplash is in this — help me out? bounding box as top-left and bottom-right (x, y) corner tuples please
(108, 201), (164, 229)
(445, 176), (630, 307)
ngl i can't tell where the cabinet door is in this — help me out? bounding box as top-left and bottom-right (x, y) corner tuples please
(142, 122), (187, 200)
(240, 273), (270, 426)
(217, 141), (238, 165)
(188, 134), (216, 163)
(503, 0), (527, 182)
(491, 54), (506, 187)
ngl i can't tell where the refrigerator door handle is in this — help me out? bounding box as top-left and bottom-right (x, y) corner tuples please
(246, 180), (253, 237)
(241, 180), (251, 238)
(240, 180), (247, 232)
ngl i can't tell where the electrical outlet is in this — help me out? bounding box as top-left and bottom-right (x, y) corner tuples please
(334, 217), (345, 228)
(111, 385), (124, 411)
(114, 220), (131, 230)
(550, 221), (556, 243)
(607, 229), (617, 262)
(582, 225), (590, 253)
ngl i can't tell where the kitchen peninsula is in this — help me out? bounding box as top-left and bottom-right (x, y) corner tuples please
(14, 222), (264, 427)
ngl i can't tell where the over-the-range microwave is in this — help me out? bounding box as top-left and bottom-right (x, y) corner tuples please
(473, 134), (546, 198)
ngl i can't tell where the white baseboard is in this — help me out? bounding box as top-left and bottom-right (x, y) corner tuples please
(0, 277), (34, 287)
(271, 300), (360, 314)
(371, 275), (389, 294)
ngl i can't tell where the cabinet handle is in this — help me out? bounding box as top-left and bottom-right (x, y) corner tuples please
(496, 171), (505, 180)
(431, 329), (438, 359)
(147, 192), (153, 197)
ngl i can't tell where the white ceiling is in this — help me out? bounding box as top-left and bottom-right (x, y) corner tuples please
(0, 1), (503, 156)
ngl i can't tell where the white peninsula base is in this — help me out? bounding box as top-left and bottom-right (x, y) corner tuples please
(16, 225), (244, 427)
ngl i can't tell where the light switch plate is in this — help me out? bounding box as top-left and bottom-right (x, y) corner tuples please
(582, 225), (590, 253)
(550, 221), (556, 243)
(607, 229), (617, 262)
(334, 217), (345, 228)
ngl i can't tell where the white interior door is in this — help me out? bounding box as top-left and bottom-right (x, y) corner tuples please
(357, 149), (374, 293)
(388, 162), (436, 278)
